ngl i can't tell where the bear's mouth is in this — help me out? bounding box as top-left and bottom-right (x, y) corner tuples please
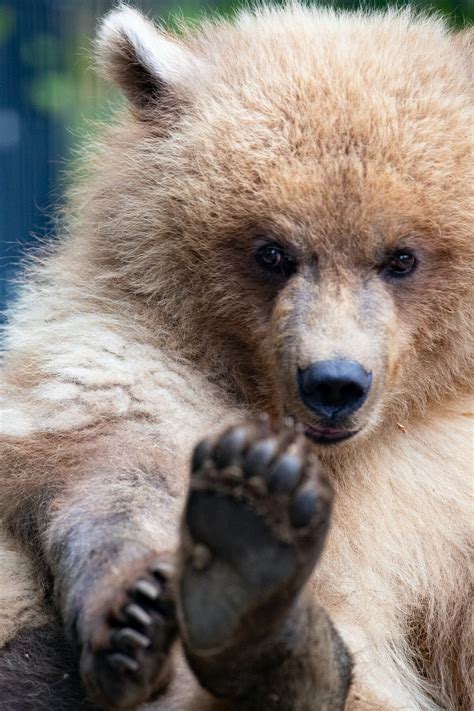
(303, 424), (358, 445)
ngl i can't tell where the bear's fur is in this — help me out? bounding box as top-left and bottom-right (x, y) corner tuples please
(0, 4), (472, 710)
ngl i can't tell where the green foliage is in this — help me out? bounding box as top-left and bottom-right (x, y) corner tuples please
(171, 0), (474, 24)
(0, 5), (15, 44)
(28, 71), (77, 116)
(6, 1), (473, 132)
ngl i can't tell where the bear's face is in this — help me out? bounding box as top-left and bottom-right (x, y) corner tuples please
(97, 7), (473, 444)
(178, 142), (471, 444)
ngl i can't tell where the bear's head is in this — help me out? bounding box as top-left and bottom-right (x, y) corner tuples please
(93, 5), (473, 446)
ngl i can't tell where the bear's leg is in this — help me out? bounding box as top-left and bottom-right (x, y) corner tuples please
(176, 418), (352, 710)
(42, 469), (183, 710)
(2, 435), (184, 710)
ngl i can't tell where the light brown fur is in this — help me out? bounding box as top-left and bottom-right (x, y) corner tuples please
(0, 4), (473, 709)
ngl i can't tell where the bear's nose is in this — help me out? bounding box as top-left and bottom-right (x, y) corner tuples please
(297, 359), (371, 419)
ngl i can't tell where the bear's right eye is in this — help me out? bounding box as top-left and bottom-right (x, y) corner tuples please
(255, 244), (296, 279)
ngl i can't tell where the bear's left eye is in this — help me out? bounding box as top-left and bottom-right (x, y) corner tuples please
(255, 244), (296, 278)
(382, 249), (418, 279)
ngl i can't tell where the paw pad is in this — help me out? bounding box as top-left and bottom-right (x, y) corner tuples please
(189, 417), (331, 535)
(179, 418), (332, 653)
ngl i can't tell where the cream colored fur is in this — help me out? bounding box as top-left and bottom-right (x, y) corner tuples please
(1, 4), (472, 709)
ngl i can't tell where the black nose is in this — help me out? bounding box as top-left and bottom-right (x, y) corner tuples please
(297, 359), (371, 419)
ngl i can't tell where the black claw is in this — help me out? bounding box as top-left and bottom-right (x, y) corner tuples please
(243, 439), (278, 478)
(155, 597), (176, 619)
(125, 603), (153, 627)
(108, 652), (140, 673)
(213, 427), (247, 469)
(113, 627), (150, 650)
(289, 489), (317, 528)
(191, 439), (213, 474)
(134, 579), (160, 601)
(267, 454), (302, 493)
(151, 563), (172, 583)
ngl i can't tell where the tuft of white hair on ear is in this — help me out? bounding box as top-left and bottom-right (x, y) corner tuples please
(96, 5), (197, 111)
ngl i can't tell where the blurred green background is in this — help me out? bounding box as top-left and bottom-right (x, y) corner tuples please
(0, 0), (472, 314)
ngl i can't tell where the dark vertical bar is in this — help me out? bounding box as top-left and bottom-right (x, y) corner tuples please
(0, 0), (66, 316)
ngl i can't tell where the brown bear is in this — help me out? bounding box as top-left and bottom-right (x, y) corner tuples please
(0, 4), (472, 710)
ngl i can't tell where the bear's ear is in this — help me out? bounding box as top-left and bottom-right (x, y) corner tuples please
(96, 5), (196, 113)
